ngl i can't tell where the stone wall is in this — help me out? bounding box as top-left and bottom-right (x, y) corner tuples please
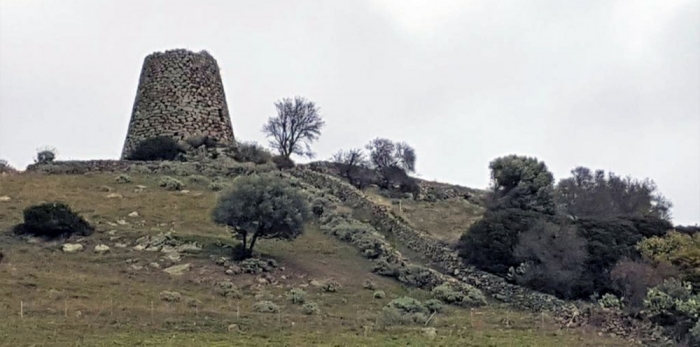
(121, 49), (236, 159)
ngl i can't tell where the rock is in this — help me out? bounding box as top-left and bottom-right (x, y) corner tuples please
(159, 291), (182, 302)
(136, 185), (147, 190)
(133, 244), (146, 251)
(257, 278), (269, 285)
(177, 243), (202, 253)
(227, 324), (239, 332)
(145, 245), (162, 252)
(107, 230), (117, 235)
(309, 280), (323, 288)
(116, 219), (128, 225)
(422, 327), (437, 338)
(0, 196), (11, 202)
(130, 264), (144, 271)
(163, 263), (191, 276)
(94, 244), (110, 254)
(149, 262), (161, 269)
(160, 245), (177, 253)
(164, 252), (181, 262)
(62, 243), (84, 253)
(98, 185), (112, 192)
(128, 211), (139, 218)
(180, 190), (190, 194)
(114, 243), (128, 248)
(106, 193), (123, 199)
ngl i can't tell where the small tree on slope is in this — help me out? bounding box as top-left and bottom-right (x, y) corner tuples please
(212, 174), (312, 259)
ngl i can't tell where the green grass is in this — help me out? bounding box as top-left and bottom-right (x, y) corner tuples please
(0, 173), (632, 346)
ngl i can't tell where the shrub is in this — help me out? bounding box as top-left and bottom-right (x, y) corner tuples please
(231, 142), (272, 164)
(512, 221), (588, 299)
(643, 279), (700, 343)
(457, 208), (545, 275)
(127, 136), (183, 161)
(208, 181), (229, 192)
(363, 279), (376, 290)
(287, 288), (307, 304)
(373, 290), (386, 299)
(638, 231), (700, 287)
(301, 302), (320, 315)
(188, 175), (211, 184)
(598, 293), (624, 309)
(217, 281), (243, 299)
(253, 301), (280, 314)
(381, 297), (429, 325)
(15, 202), (94, 239)
(272, 155), (295, 170)
(431, 282), (487, 307)
(212, 174), (311, 258)
(610, 259), (677, 311)
(115, 174), (132, 183)
(35, 147), (57, 164)
(0, 159), (17, 174)
(424, 299), (444, 313)
(240, 258), (277, 274)
(320, 279), (341, 293)
(158, 176), (185, 191)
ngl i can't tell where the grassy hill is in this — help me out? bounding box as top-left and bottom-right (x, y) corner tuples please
(0, 171), (634, 346)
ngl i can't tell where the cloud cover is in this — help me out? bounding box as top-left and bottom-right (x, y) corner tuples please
(0, 0), (698, 224)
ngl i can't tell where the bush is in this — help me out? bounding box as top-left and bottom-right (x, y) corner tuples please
(253, 301), (280, 314)
(115, 174), (132, 183)
(320, 279), (341, 293)
(610, 259), (677, 311)
(301, 302), (320, 315)
(644, 279), (700, 343)
(373, 290), (386, 299)
(15, 202), (94, 239)
(0, 159), (17, 174)
(208, 181), (229, 191)
(240, 258), (277, 274)
(212, 174), (311, 258)
(159, 176), (185, 191)
(231, 142), (272, 164)
(217, 281), (243, 299)
(511, 221), (588, 299)
(431, 282), (487, 307)
(188, 175), (211, 184)
(637, 231), (700, 288)
(363, 279), (376, 290)
(127, 136), (183, 161)
(424, 299), (444, 313)
(457, 208), (545, 275)
(35, 147), (57, 164)
(598, 293), (624, 309)
(272, 155), (295, 170)
(381, 297), (429, 325)
(287, 288), (307, 304)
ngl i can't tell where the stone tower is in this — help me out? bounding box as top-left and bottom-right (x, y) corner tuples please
(120, 49), (236, 159)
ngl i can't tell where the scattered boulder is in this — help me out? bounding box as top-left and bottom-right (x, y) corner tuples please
(114, 243), (128, 248)
(176, 243), (202, 253)
(0, 196), (11, 202)
(227, 324), (240, 332)
(163, 263), (191, 276)
(94, 244), (110, 254)
(62, 243), (84, 253)
(422, 327), (437, 338)
(106, 193), (123, 199)
(128, 211), (139, 218)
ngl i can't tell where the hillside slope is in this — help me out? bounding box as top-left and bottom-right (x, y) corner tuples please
(0, 168), (636, 346)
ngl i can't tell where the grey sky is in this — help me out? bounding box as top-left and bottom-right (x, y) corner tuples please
(1, 0), (698, 225)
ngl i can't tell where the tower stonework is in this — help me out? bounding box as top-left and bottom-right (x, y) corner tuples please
(120, 49), (236, 159)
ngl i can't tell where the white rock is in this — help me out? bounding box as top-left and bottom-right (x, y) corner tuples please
(106, 193), (123, 199)
(163, 263), (191, 276)
(94, 244), (111, 254)
(128, 211), (139, 218)
(133, 244), (146, 251)
(116, 219), (128, 225)
(114, 243), (128, 248)
(62, 243), (84, 253)
(107, 230), (117, 235)
(0, 196), (11, 202)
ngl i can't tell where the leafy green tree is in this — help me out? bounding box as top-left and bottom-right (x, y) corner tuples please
(212, 174), (311, 258)
(554, 167), (672, 220)
(488, 155), (555, 214)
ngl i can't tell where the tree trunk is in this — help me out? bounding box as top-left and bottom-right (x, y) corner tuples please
(247, 233), (259, 258)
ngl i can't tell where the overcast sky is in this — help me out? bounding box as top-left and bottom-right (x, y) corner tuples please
(1, 0), (698, 224)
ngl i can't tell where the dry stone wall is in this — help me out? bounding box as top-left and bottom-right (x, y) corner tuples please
(121, 49), (236, 159)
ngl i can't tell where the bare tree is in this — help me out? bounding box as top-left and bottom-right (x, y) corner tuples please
(365, 138), (416, 172)
(331, 148), (370, 188)
(262, 96), (325, 158)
